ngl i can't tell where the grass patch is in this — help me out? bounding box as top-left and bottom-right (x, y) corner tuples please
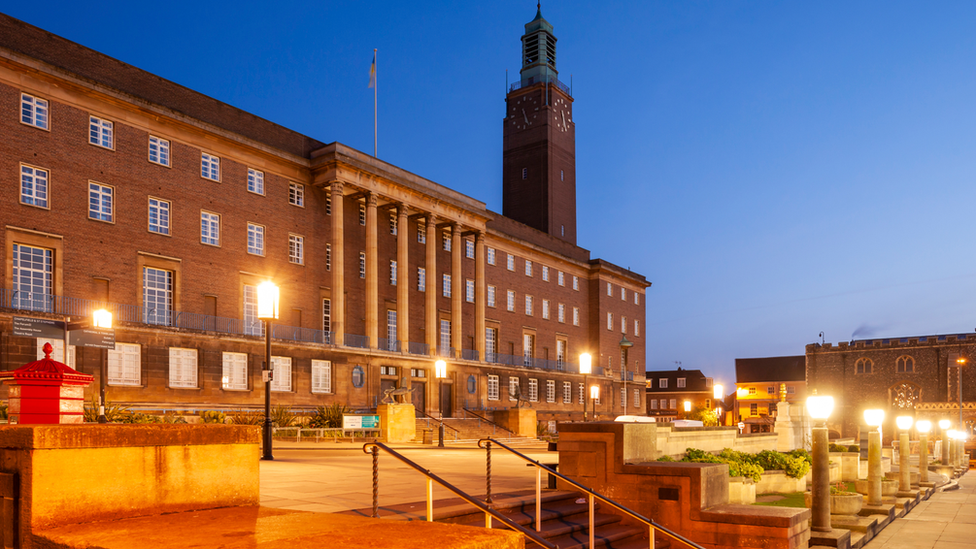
(754, 492), (807, 508)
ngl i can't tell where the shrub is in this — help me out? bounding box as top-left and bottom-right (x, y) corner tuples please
(270, 405), (297, 428)
(730, 461), (763, 482)
(200, 410), (227, 424)
(786, 449), (812, 464)
(829, 443), (848, 453)
(657, 455), (675, 462)
(83, 397), (132, 423)
(847, 444), (859, 453)
(306, 403), (350, 429)
(161, 411), (187, 424)
(127, 412), (160, 424)
(0, 403), (7, 420)
(752, 450), (787, 471)
(230, 409), (264, 425)
(784, 455), (811, 479)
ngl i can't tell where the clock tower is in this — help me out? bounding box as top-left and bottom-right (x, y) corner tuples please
(503, 6), (577, 245)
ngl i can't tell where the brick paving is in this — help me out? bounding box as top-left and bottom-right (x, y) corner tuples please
(862, 473), (976, 549)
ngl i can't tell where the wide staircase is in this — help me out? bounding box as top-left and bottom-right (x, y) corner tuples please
(414, 416), (531, 443)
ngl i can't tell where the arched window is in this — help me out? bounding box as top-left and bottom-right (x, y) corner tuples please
(855, 358), (873, 374)
(352, 365), (364, 388)
(467, 375), (477, 394)
(896, 356), (915, 373)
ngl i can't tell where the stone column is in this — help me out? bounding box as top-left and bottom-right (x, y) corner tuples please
(919, 431), (929, 484)
(942, 427), (950, 465)
(811, 424), (831, 532)
(425, 215), (438, 356)
(330, 181), (345, 346)
(451, 224), (462, 359)
(867, 429), (882, 506)
(474, 230), (486, 362)
(365, 192), (378, 349)
(396, 204), (409, 351)
(899, 430), (910, 491)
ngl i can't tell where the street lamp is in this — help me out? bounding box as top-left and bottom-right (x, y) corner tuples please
(257, 281), (279, 461)
(895, 415), (913, 492)
(684, 400), (692, 414)
(435, 359), (447, 447)
(864, 409), (885, 506)
(579, 353), (592, 421)
(93, 309), (112, 424)
(619, 335), (633, 410)
(807, 394), (834, 533)
(940, 419), (951, 465)
(948, 430), (958, 468)
(916, 420), (931, 484)
(590, 385), (600, 421)
(957, 358), (967, 432)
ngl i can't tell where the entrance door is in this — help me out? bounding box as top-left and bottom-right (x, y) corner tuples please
(412, 381), (426, 417)
(380, 378), (396, 403)
(440, 383), (453, 418)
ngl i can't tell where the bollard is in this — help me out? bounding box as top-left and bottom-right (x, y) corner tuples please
(438, 423), (445, 448)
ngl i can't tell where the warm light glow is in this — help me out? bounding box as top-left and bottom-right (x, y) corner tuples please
(949, 430), (961, 440)
(92, 308), (113, 329)
(257, 281), (280, 320)
(806, 395), (834, 420)
(590, 385), (600, 399)
(736, 387), (749, 397)
(895, 416), (913, 431)
(713, 384), (724, 400)
(579, 353), (592, 375)
(957, 357), (967, 365)
(434, 360), (447, 379)
(916, 420), (931, 434)
(683, 400), (692, 412)
(940, 419), (951, 430)
(864, 409), (885, 427)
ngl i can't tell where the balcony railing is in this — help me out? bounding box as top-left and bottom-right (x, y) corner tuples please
(508, 74), (572, 97)
(344, 334), (370, 349)
(376, 338), (400, 353)
(406, 341), (429, 356)
(485, 353), (578, 373)
(620, 370), (634, 382)
(460, 349), (479, 361)
(437, 346), (455, 358)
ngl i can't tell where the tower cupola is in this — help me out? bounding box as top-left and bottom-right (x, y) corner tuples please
(520, 4), (557, 84)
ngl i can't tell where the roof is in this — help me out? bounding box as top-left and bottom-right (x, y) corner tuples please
(735, 356), (806, 384)
(644, 369), (711, 393)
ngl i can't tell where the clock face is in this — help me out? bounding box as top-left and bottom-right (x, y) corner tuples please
(509, 94), (540, 130)
(553, 97), (572, 133)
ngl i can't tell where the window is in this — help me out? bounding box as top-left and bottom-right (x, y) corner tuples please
(20, 164), (48, 208)
(509, 377), (520, 401)
(748, 387), (757, 395)
(650, 399), (658, 410)
(488, 375), (499, 401)
(621, 388), (626, 409)
(750, 403), (758, 416)
(386, 310), (397, 350)
(390, 213), (398, 235)
(528, 378), (539, 402)
(556, 303), (565, 323)
(143, 267), (173, 325)
(634, 292), (640, 305)
(247, 169), (264, 195)
(677, 378), (686, 388)
(21, 93), (48, 129)
(787, 386), (795, 394)
(542, 266), (549, 281)
(507, 254), (515, 271)
(417, 222), (426, 243)
(271, 356), (292, 392)
(557, 271), (565, 286)
(359, 252), (366, 278)
(442, 231), (452, 251)
(465, 240), (474, 259)
(579, 383), (585, 405)
(88, 182), (113, 222)
(556, 340), (566, 369)
(525, 260), (533, 277)
(411, 368), (426, 378)
(767, 386), (775, 395)
(465, 279), (474, 303)
(621, 316), (627, 334)
(168, 348), (198, 388)
(289, 183), (305, 207)
(388, 260), (397, 285)
(525, 295), (533, 315)
(607, 312), (613, 330)
(108, 343), (141, 386)
(621, 287), (626, 301)
(563, 381), (572, 404)
(222, 352), (248, 390)
(352, 366), (365, 388)
(149, 136), (170, 166)
(659, 378), (668, 389)
(201, 153), (220, 181)
(359, 203), (366, 225)
(312, 360), (332, 393)
(635, 320), (640, 337)
(418, 267), (426, 291)
(897, 356), (915, 373)
(546, 380), (555, 403)
(522, 167), (528, 179)
(200, 211), (220, 246)
(573, 307), (580, 326)
(856, 358), (873, 374)
(326, 244), (332, 271)
(322, 298), (331, 333)
(573, 276), (579, 291)
(148, 198), (171, 235)
(523, 334), (535, 366)
(669, 399), (676, 410)
(560, 169), (564, 181)
(487, 285), (496, 307)
(442, 274), (451, 297)
(507, 290), (515, 311)
(89, 116), (113, 148)
(542, 299), (550, 319)
(607, 283), (613, 297)
(487, 247), (496, 265)
(37, 339), (76, 369)
(486, 327), (498, 362)
(244, 284), (262, 336)
(289, 234), (304, 264)
(439, 319), (452, 354)
(247, 223), (265, 255)
(634, 389), (641, 408)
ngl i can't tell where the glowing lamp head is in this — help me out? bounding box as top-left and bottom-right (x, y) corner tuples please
(590, 385), (600, 399)
(92, 308), (113, 329)
(863, 409), (885, 427)
(939, 419), (951, 430)
(895, 416), (913, 431)
(256, 281), (280, 320)
(713, 384), (724, 400)
(579, 353), (592, 375)
(806, 395), (834, 420)
(957, 357), (967, 365)
(915, 420), (932, 434)
(683, 400), (692, 412)
(434, 360), (447, 379)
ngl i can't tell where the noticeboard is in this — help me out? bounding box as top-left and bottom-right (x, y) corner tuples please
(342, 414), (380, 430)
(12, 316), (65, 339)
(68, 328), (116, 350)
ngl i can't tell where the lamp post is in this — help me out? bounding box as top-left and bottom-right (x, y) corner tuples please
(713, 384), (724, 425)
(683, 400), (692, 418)
(257, 281), (279, 461)
(864, 409), (885, 506)
(957, 358), (966, 431)
(948, 430), (958, 468)
(619, 335), (633, 411)
(916, 420), (931, 484)
(940, 419), (951, 465)
(895, 415), (913, 492)
(93, 309), (112, 424)
(590, 385), (599, 421)
(807, 394), (834, 533)
(435, 359), (447, 447)
(579, 353), (591, 421)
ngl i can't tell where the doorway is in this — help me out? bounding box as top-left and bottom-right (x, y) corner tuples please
(412, 381), (426, 417)
(440, 383), (453, 418)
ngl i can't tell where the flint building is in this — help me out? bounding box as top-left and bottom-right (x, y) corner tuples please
(0, 9), (649, 421)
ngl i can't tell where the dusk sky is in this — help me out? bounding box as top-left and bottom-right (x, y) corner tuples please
(9, 1), (976, 386)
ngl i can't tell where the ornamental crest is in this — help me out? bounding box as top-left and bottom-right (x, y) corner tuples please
(890, 382), (920, 409)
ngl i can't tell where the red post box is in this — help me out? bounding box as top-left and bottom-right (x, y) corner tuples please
(0, 342), (94, 424)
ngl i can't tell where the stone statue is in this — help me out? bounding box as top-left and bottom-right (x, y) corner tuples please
(511, 386), (530, 409)
(382, 376), (415, 405)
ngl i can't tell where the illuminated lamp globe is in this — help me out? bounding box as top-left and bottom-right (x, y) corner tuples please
(895, 416), (913, 431)
(863, 409), (885, 428)
(92, 308), (113, 329)
(256, 281), (280, 320)
(939, 419), (951, 430)
(807, 395), (834, 420)
(434, 360), (447, 379)
(590, 385), (600, 400)
(713, 384), (724, 400)
(683, 400), (691, 412)
(579, 353), (592, 375)
(915, 420), (932, 434)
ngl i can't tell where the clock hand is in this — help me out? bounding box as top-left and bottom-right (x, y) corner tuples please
(561, 111), (566, 126)
(522, 109), (529, 124)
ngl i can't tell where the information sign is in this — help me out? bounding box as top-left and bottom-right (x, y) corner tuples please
(68, 328), (116, 350)
(12, 316), (65, 339)
(343, 415), (380, 429)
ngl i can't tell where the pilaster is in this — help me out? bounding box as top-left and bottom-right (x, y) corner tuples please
(475, 230), (486, 361)
(365, 192), (378, 348)
(330, 181), (345, 346)
(396, 204), (409, 349)
(451, 224), (462, 359)
(425, 215), (438, 355)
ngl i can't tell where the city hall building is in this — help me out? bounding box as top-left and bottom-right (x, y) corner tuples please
(0, 9), (649, 421)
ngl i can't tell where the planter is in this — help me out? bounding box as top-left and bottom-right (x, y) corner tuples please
(804, 492), (864, 515)
(854, 479), (899, 497)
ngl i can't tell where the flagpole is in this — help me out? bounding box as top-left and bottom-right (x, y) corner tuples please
(373, 48), (377, 158)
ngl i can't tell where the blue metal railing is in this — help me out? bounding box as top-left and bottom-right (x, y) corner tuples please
(461, 348), (479, 361)
(344, 334), (370, 349)
(508, 75), (572, 97)
(437, 346), (455, 358)
(377, 338), (400, 353)
(407, 341), (429, 356)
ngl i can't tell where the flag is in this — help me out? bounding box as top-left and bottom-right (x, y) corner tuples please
(368, 52), (376, 88)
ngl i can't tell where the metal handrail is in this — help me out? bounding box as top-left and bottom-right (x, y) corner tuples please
(479, 438), (707, 549)
(416, 410), (461, 436)
(362, 442), (557, 549)
(462, 408), (516, 438)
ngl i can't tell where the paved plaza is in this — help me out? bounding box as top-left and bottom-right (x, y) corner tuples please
(862, 472), (976, 549)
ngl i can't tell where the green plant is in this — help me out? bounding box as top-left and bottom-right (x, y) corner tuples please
(0, 402), (7, 420)
(657, 455), (675, 462)
(847, 444), (859, 453)
(830, 481), (856, 495)
(306, 403), (350, 428)
(127, 412), (160, 424)
(82, 397), (133, 423)
(783, 455), (811, 479)
(786, 448), (812, 464)
(270, 405), (297, 428)
(230, 409), (264, 425)
(730, 461), (763, 483)
(161, 411), (188, 424)
(200, 410), (227, 424)
(828, 443), (848, 453)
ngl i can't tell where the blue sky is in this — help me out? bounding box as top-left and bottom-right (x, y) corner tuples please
(9, 1), (976, 386)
